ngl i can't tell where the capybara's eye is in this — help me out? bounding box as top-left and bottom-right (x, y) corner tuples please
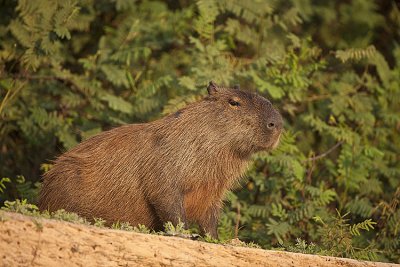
(228, 99), (240, 107)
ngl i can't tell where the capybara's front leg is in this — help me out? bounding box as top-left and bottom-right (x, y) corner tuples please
(148, 189), (187, 229)
(198, 204), (220, 239)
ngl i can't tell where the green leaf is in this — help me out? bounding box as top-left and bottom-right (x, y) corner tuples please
(292, 160), (304, 180)
(99, 93), (134, 114)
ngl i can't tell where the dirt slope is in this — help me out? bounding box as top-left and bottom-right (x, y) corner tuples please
(0, 211), (397, 267)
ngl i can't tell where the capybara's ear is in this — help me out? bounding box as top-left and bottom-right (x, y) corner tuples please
(233, 84), (240, 90)
(207, 81), (218, 95)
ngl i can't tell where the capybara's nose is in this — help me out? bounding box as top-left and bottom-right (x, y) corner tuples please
(267, 111), (283, 131)
(266, 122), (276, 129)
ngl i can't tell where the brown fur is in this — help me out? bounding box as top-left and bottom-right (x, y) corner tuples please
(39, 82), (283, 238)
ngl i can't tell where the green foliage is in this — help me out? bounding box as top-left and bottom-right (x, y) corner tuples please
(1, 199), (90, 225)
(163, 221), (190, 236)
(111, 221), (134, 231)
(285, 238), (320, 255)
(133, 224), (151, 234)
(2, 199), (181, 236)
(0, 0), (399, 263)
(240, 241), (261, 249)
(200, 233), (220, 244)
(0, 178), (11, 194)
(266, 218), (290, 245)
(2, 199), (40, 216)
(313, 211), (379, 261)
(229, 238), (262, 249)
(93, 217), (106, 228)
(335, 45), (377, 63)
(0, 175), (40, 203)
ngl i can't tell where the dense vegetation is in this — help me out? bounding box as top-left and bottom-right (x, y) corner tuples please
(0, 0), (399, 263)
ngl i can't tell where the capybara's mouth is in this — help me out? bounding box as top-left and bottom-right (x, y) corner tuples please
(256, 133), (281, 152)
(271, 133), (281, 149)
(264, 131), (282, 151)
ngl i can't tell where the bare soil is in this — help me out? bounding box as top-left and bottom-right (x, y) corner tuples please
(0, 211), (397, 267)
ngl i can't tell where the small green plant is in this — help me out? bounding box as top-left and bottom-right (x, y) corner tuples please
(133, 224), (151, 234)
(229, 238), (261, 249)
(2, 199), (40, 216)
(163, 221), (190, 236)
(32, 218), (43, 232)
(242, 241), (261, 249)
(93, 217), (106, 227)
(285, 238), (321, 255)
(1, 199), (92, 226)
(200, 233), (220, 244)
(313, 211), (378, 260)
(111, 221), (134, 231)
(51, 209), (90, 225)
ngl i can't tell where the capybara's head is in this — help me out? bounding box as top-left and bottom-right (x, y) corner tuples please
(205, 81), (283, 155)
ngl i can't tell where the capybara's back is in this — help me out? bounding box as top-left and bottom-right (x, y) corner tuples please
(40, 124), (160, 227)
(39, 82), (283, 238)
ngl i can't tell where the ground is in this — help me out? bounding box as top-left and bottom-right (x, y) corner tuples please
(0, 211), (398, 267)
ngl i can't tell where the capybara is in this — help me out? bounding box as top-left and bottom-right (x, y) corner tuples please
(39, 81), (283, 238)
